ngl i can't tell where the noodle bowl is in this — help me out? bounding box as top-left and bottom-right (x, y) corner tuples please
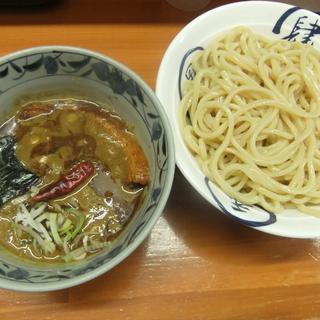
(179, 26), (320, 215)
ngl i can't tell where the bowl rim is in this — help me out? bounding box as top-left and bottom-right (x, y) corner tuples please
(0, 45), (176, 292)
(156, 0), (320, 239)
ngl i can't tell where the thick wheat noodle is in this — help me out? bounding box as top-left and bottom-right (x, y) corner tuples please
(179, 26), (320, 215)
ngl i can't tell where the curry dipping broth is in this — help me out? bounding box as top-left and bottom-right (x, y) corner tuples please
(0, 98), (150, 263)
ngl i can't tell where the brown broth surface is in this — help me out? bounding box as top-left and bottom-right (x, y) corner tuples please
(0, 98), (149, 263)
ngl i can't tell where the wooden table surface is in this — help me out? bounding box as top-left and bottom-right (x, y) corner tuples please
(0, 0), (320, 319)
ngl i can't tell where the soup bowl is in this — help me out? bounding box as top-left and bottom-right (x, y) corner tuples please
(156, 1), (320, 239)
(0, 46), (175, 291)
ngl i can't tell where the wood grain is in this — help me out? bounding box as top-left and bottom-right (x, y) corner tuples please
(0, 1), (320, 319)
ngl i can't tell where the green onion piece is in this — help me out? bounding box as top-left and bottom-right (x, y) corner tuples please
(52, 203), (62, 213)
(62, 239), (70, 255)
(49, 213), (63, 246)
(72, 233), (85, 247)
(63, 247), (87, 262)
(11, 194), (30, 206)
(70, 213), (85, 239)
(58, 218), (73, 233)
(63, 230), (73, 242)
(35, 212), (49, 223)
(63, 241), (111, 262)
(57, 213), (65, 227)
(66, 209), (85, 240)
(12, 221), (22, 238)
(84, 239), (111, 253)
(18, 225), (56, 254)
(30, 203), (47, 218)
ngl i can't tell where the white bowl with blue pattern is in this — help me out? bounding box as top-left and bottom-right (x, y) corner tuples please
(0, 46), (175, 291)
(156, 1), (320, 239)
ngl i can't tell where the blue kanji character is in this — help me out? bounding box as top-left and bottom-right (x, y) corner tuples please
(283, 15), (308, 42)
(301, 19), (320, 44)
(185, 63), (195, 80)
(231, 199), (250, 213)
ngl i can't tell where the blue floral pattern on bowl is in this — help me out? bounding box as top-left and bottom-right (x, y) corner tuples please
(0, 47), (175, 291)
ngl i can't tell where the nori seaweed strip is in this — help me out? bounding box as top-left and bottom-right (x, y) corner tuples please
(0, 136), (39, 206)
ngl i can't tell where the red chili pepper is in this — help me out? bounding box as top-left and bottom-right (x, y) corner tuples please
(33, 161), (95, 202)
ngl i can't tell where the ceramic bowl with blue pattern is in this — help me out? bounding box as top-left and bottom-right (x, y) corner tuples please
(0, 46), (175, 291)
(156, 1), (320, 238)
